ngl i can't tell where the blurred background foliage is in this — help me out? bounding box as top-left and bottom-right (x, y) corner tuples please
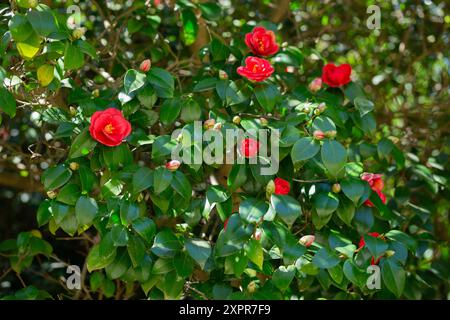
(0, 0), (448, 299)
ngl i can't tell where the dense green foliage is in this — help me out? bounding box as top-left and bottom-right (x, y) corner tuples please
(0, 0), (448, 300)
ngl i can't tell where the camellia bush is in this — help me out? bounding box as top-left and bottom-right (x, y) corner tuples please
(0, 1), (447, 300)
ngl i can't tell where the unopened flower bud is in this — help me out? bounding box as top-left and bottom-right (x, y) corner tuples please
(313, 130), (325, 140)
(266, 180), (275, 200)
(332, 183), (341, 193)
(165, 160), (181, 172)
(254, 229), (262, 241)
(213, 122), (222, 131)
(176, 133), (183, 142)
(46, 190), (57, 199)
(259, 118), (268, 126)
(316, 102), (326, 114)
(139, 59), (151, 72)
(325, 130), (337, 139)
(92, 89), (100, 98)
(308, 77), (322, 93)
(219, 70), (228, 80)
(203, 118), (216, 130)
(69, 162), (79, 171)
(137, 193), (144, 202)
(69, 106), (77, 116)
(247, 281), (257, 293)
(72, 27), (86, 40)
(299, 235), (315, 247)
(232, 115), (241, 125)
(385, 250), (396, 257)
(302, 106), (311, 114)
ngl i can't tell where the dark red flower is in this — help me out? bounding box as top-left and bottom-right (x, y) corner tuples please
(274, 177), (290, 195)
(239, 138), (259, 158)
(237, 56), (274, 82)
(244, 26), (279, 56)
(321, 63), (352, 87)
(89, 108), (131, 147)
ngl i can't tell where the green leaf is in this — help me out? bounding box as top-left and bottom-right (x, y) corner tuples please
(132, 217), (156, 244)
(341, 178), (365, 204)
(272, 265), (296, 291)
(75, 196), (98, 226)
(127, 236), (146, 267)
(245, 239), (263, 269)
(37, 200), (52, 227)
(314, 192), (339, 218)
(181, 8), (198, 45)
(147, 67), (174, 98)
(225, 251), (248, 277)
(210, 38), (229, 61)
(102, 144), (132, 170)
(321, 140), (347, 177)
(160, 98), (182, 125)
(180, 98), (201, 122)
(153, 167), (172, 194)
(87, 234), (117, 272)
(151, 229), (182, 258)
(171, 171), (192, 199)
(27, 9), (58, 37)
(8, 14), (33, 42)
(64, 43), (84, 70)
(312, 247), (340, 269)
(239, 198), (268, 224)
(137, 85), (157, 107)
(382, 258), (405, 298)
(132, 167), (153, 194)
(105, 248), (131, 279)
(174, 252), (194, 277)
(291, 137), (320, 163)
(42, 164), (72, 190)
(199, 3), (222, 20)
(385, 230), (417, 251)
(254, 82), (279, 112)
(270, 194), (302, 228)
(0, 86), (17, 117)
(193, 77), (219, 92)
(123, 69), (146, 94)
(185, 238), (212, 270)
(206, 185), (229, 204)
(364, 234), (389, 259)
(68, 128), (97, 159)
(354, 97), (374, 117)
(336, 196), (355, 225)
(120, 201), (140, 226)
(343, 259), (367, 288)
(111, 225), (129, 247)
(227, 164), (247, 192)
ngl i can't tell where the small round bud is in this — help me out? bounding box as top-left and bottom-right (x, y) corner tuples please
(302, 107), (311, 114)
(232, 115), (241, 125)
(299, 235), (315, 247)
(46, 190), (57, 199)
(385, 250), (396, 257)
(176, 133), (183, 142)
(165, 160), (181, 172)
(139, 59), (152, 72)
(72, 27), (86, 40)
(313, 130), (325, 140)
(69, 162), (79, 171)
(332, 183), (341, 193)
(92, 89), (100, 98)
(69, 106), (77, 116)
(203, 118), (216, 130)
(219, 70), (228, 80)
(137, 193), (144, 202)
(254, 229), (262, 241)
(247, 281), (257, 293)
(259, 118), (268, 126)
(317, 102), (326, 113)
(308, 77), (322, 93)
(325, 130), (337, 139)
(266, 180), (275, 196)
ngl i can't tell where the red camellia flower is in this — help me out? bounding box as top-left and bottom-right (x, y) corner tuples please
(321, 63), (352, 87)
(240, 138), (260, 158)
(361, 172), (387, 207)
(274, 177), (290, 195)
(358, 232), (383, 265)
(237, 56), (274, 82)
(244, 26), (279, 56)
(89, 108), (132, 147)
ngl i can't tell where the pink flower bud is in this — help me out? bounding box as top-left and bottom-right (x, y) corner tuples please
(313, 130), (325, 140)
(213, 122), (222, 131)
(300, 235), (315, 247)
(219, 70), (228, 80)
(308, 77), (322, 92)
(254, 229), (262, 241)
(139, 59), (151, 72)
(203, 119), (216, 130)
(165, 160), (181, 171)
